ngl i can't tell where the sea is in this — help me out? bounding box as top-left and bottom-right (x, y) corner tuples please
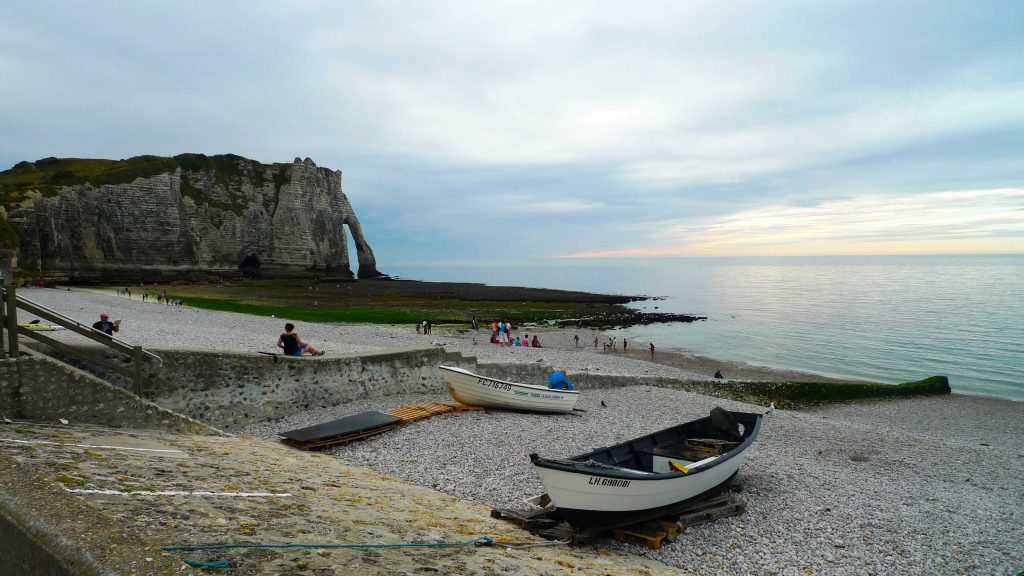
(389, 254), (1023, 402)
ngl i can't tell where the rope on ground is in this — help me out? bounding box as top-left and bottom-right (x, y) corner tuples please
(498, 538), (573, 549)
(162, 536), (506, 569)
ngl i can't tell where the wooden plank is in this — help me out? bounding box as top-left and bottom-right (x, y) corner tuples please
(282, 403), (483, 450)
(286, 422), (405, 449)
(612, 520), (683, 549)
(386, 402), (482, 424)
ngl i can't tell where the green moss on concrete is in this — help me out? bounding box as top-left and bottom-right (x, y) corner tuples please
(54, 474), (86, 487)
(722, 376), (951, 409)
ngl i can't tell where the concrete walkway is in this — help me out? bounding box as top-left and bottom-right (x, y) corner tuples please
(0, 420), (679, 575)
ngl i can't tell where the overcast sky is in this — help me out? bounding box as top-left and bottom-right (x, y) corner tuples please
(2, 1), (1022, 264)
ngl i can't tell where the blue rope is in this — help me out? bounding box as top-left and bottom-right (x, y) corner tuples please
(183, 559), (229, 569)
(163, 536), (495, 569)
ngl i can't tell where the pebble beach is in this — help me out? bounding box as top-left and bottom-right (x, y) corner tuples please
(19, 287), (1024, 575)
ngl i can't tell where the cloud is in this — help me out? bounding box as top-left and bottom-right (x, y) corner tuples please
(558, 188), (1024, 257)
(1, 1), (1022, 260)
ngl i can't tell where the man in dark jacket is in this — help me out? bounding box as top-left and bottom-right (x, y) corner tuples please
(92, 313), (119, 336)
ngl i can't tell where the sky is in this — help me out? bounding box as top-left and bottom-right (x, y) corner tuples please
(1, 0), (1022, 266)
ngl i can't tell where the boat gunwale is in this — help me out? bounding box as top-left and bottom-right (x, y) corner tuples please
(438, 364), (581, 396)
(531, 411), (763, 480)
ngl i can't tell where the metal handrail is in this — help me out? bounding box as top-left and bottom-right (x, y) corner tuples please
(10, 291), (162, 366)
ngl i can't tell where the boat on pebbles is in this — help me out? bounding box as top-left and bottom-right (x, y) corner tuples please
(438, 365), (580, 414)
(530, 408), (763, 531)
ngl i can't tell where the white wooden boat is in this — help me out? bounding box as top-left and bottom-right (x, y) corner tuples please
(530, 408), (763, 530)
(437, 365), (580, 414)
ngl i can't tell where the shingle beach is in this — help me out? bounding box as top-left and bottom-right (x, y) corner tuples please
(20, 287), (1024, 575)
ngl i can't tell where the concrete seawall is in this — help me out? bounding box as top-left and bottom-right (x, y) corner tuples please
(9, 342), (713, 432)
(0, 352), (217, 434)
(148, 347), (455, 428)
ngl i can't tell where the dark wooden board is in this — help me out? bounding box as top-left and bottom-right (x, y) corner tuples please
(278, 411), (401, 444)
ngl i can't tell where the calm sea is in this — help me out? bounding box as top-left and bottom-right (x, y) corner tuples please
(389, 255), (1023, 402)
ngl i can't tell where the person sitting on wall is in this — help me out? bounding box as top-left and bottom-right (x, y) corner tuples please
(277, 323), (325, 356)
(92, 313), (120, 337)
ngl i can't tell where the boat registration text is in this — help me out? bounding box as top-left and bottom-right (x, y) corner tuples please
(588, 477), (631, 488)
(476, 378), (512, 392)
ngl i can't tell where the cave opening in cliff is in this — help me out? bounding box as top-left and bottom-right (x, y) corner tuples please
(239, 253), (261, 277)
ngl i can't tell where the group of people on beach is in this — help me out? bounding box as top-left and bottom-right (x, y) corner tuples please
(475, 317), (541, 348)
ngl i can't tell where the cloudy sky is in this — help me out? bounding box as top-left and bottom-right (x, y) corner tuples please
(2, 1), (1021, 264)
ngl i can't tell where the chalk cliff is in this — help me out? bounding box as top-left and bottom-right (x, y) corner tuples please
(0, 154), (382, 282)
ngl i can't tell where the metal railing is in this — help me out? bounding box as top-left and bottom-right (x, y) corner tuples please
(1, 285), (162, 397)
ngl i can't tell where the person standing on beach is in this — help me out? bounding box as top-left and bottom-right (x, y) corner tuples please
(471, 316), (479, 344)
(623, 339), (627, 352)
(649, 342), (655, 359)
(574, 334), (580, 348)
(594, 336), (599, 349)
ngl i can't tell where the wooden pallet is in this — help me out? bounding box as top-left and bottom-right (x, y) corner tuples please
(612, 520), (684, 549)
(386, 402), (482, 423)
(677, 493), (746, 527)
(490, 490), (746, 548)
(490, 505), (561, 531)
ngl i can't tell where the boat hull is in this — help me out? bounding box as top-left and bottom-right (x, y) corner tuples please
(533, 450), (747, 531)
(531, 410), (762, 530)
(438, 365), (579, 414)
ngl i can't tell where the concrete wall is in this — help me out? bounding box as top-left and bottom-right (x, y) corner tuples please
(148, 347), (456, 429)
(10, 342), (707, 433)
(0, 358), (20, 417)
(0, 353), (217, 434)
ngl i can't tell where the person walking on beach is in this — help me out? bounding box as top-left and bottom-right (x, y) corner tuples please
(574, 334), (580, 348)
(623, 339), (627, 352)
(594, 336), (599, 349)
(277, 323), (325, 356)
(471, 316), (479, 344)
(649, 342), (655, 359)
(92, 312), (120, 336)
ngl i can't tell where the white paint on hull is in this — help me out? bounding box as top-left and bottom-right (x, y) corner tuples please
(533, 449), (750, 513)
(439, 365), (579, 413)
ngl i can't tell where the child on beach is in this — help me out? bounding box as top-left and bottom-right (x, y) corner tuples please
(277, 323), (325, 356)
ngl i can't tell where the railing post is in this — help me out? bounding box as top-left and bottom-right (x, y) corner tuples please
(132, 345), (144, 397)
(0, 287), (6, 358)
(4, 283), (17, 358)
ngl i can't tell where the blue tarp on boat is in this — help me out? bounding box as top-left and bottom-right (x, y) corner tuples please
(548, 371), (573, 390)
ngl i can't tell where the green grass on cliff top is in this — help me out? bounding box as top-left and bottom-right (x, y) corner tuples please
(0, 153), (292, 249)
(0, 153), (293, 208)
(0, 156), (179, 206)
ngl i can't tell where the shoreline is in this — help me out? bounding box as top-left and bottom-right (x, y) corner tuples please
(9, 287), (1023, 574)
(18, 286), (1021, 404)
